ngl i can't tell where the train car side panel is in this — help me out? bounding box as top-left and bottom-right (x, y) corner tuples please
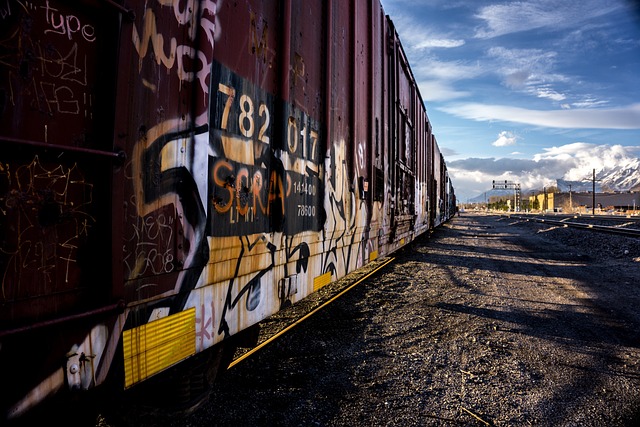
(0, 0), (122, 418)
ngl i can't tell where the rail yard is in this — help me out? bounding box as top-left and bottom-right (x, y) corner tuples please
(507, 213), (640, 238)
(95, 212), (640, 426)
(3, 1), (638, 425)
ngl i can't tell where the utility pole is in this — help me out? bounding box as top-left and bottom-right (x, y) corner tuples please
(592, 168), (595, 215)
(569, 184), (572, 213)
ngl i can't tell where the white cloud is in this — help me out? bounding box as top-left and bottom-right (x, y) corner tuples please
(390, 14), (466, 54)
(486, 47), (571, 101)
(415, 38), (465, 49)
(492, 131), (518, 147)
(412, 59), (482, 101)
(535, 87), (566, 101)
(416, 80), (470, 102)
(534, 142), (640, 175)
(570, 98), (610, 108)
(439, 103), (640, 129)
(448, 142), (640, 201)
(474, 0), (621, 39)
(415, 59), (482, 81)
(504, 71), (531, 89)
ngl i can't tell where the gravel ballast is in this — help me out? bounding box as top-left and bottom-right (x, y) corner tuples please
(158, 212), (640, 426)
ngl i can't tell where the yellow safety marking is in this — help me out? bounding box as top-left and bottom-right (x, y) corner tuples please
(400, 238), (405, 246)
(122, 308), (196, 389)
(313, 271), (332, 291)
(369, 250), (378, 262)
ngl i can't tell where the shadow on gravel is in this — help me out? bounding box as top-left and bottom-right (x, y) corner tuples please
(425, 240), (593, 263)
(171, 214), (640, 427)
(434, 302), (640, 351)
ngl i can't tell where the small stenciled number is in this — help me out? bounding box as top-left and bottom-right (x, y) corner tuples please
(293, 180), (317, 196)
(297, 204), (316, 217)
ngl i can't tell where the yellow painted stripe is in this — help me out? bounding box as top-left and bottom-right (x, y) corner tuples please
(123, 308), (196, 388)
(313, 271), (332, 291)
(369, 250), (378, 262)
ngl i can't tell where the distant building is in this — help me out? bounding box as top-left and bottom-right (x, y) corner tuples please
(529, 191), (639, 213)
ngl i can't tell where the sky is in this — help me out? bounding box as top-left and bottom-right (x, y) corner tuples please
(379, 0), (640, 203)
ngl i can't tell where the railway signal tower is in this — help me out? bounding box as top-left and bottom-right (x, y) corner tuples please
(492, 180), (521, 212)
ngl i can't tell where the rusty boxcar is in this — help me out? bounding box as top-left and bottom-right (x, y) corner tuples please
(0, 0), (455, 422)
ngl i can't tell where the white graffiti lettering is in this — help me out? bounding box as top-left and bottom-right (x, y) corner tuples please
(132, 0), (219, 96)
(41, 0), (96, 42)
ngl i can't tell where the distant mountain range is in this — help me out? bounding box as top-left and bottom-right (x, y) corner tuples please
(557, 158), (640, 193)
(596, 157), (640, 192)
(468, 160), (640, 203)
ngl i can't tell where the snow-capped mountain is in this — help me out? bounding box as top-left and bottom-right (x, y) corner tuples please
(557, 159), (640, 193)
(598, 158), (640, 192)
(467, 160), (640, 203)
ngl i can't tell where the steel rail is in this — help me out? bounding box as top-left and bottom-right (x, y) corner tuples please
(529, 213), (640, 223)
(228, 257), (396, 369)
(507, 214), (640, 237)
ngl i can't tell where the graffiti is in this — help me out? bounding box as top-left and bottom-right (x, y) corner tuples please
(41, 0), (96, 42)
(0, 156), (95, 299)
(125, 5), (368, 353)
(208, 61), (324, 237)
(249, 11), (269, 62)
(0, 0), (95, 43)
(208, 156), (324, 236)
(196, 299), (215, 342)
(1, 0), (95, 121)
(123, 0), (222, 295)
(320, 139), (370, 279)
(123, 205), (176, 278)
(126, 119), (210, 312)
(217, 234), (275, 338)
(132, 0), (220, 98)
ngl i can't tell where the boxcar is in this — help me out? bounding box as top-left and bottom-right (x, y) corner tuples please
(0, 0), (455, 421)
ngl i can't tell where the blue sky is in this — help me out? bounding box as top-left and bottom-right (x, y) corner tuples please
(380, 0), (640, 202)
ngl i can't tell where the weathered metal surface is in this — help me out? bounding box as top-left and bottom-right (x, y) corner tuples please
(0, 0), (118, 319)
(0, 1), (121, 417)
(0, 0), (456, 420)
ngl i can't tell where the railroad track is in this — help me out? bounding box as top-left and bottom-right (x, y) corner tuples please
(228, 256), (397, 369)
(506, 213), (640, 237)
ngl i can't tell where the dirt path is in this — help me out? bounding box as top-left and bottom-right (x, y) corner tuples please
(360, 212), (640, 426)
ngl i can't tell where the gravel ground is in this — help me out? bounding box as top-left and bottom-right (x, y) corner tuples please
(133, 212), (640, 426)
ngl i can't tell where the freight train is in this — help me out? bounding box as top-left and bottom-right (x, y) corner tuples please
(0, 0), (455, 422)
